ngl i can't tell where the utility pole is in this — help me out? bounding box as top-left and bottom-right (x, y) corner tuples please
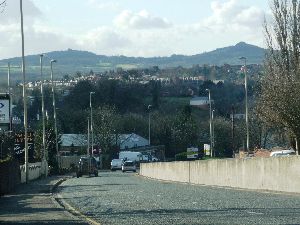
(20, 0), (29, 183)
(206, 89), (213, 157)
(50, 59), (58, 156)
(240, 57), (249, 152)
(7, 62), (12, 131)
(148, 105), (152, 146)
(90, 92), (95, 155)
(212, 109), (215, 157)
(40, 55), (46, 162)
(87, 118), (90, 155)
(231, 105), (235, 158)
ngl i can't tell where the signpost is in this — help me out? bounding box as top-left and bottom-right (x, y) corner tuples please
(187, 147), (199, 159)
(204, 144), (210, 156)
(0, 94), (10, 131)
(14, 132), (34, 163)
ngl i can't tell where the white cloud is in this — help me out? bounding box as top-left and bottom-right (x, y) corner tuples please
(77, 27), (131, 53)
(203, 0), (265, 32)
(88, 0), (120, 11)
(0, 0), (41, 24)
(114, 10), (172, 29)
(0, 0), (267, 59)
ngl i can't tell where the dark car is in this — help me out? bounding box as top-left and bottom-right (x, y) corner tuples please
(76, 156), (98, 178)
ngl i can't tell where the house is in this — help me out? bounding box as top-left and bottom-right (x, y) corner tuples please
(190, 97), (210, 109)
(117, 133), (149, 150)
(60, 134), (87, 155)
(230, 114), (246, 120)
(59, 133), (149, 155)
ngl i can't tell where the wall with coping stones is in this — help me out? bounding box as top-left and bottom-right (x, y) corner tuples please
(140, 156), (300, 193)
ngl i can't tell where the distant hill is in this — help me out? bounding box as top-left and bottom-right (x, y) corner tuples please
(0, 42), (265, 81)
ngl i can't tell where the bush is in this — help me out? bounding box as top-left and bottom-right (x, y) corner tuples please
(175, 152), (188, 161)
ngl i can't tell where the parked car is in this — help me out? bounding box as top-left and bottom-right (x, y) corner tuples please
(122, 161), (137, 173)
(151, 156), (159, 162)
(111, 159), (123, 171)
(76, 156), (98, 178)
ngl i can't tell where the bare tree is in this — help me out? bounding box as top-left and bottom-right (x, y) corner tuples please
(259, 0), (300, 153)
(0, 0), (7, 12)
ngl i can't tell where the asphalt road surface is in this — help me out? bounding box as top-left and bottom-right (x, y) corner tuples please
(58, 171), (300, 225)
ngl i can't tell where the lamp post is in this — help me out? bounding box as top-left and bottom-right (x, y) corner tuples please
(40, 54), (46, 162)
(50, 59), (58, 156)
(206, 89), (213, 157)
(19, 0), (29, 183)
(90, 92), (95, 155)
(148, 105), (152, 146)
(240, 57), (249, 152)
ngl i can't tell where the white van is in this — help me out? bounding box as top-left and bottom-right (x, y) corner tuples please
(119, 151), (142, 162)
(270, 149), (295, 157)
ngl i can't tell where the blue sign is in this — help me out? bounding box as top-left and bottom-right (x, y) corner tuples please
(0, 103), (4, 108)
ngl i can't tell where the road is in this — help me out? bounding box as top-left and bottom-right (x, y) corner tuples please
(57, 171), (300, 225)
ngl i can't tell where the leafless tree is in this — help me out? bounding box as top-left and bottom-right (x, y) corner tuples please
(0, 0), (7, 12)
(259, 0), (300, 153)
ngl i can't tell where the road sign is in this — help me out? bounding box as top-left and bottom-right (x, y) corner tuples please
(14, 132), (34, 162)
(187, 147), (199, 159)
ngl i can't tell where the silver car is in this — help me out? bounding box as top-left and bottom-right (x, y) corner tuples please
(122, 161), (136, 173)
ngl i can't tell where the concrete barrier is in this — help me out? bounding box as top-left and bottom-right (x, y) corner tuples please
(140, 156), (300, 193)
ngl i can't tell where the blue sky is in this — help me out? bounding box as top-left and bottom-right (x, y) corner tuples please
(0, 0), (270, 59)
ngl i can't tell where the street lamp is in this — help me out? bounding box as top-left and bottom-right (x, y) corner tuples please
(239, 57), (249, 152)
(206, 89), (213, 157)
(19, 0), (29, 183)
(148, 105), (152, 146)
(90, 92), (95, 155)
(50, 59), (58, 156)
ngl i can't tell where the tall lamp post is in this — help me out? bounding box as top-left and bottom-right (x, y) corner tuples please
(148, 105), (152, 146)
(240, 57), (249, 152)
(19, 0), (29, 183)
(50, 59), (58, 156)
(90, 92), (95, 155)
(206, 89), (213, 157)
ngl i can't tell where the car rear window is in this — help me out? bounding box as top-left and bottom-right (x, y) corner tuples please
(124, 162), (134, 166)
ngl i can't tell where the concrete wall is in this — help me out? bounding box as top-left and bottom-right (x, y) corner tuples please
(0, 160), (20, 196)
(140, 156), (300, 193)
(20, 161), (48, 183)
(57, 155), (81, 169)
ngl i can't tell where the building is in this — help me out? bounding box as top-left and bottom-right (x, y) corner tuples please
(117, 133), (149, 150)
(59, 133), (149, 155)
(60, 134), (87, 156)
(190, 96), (210, 109)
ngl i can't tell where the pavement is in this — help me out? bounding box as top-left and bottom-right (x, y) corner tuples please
(0, 175), (89, 225)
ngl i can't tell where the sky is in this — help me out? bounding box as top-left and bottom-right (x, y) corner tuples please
(0, 0), (270, 60)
